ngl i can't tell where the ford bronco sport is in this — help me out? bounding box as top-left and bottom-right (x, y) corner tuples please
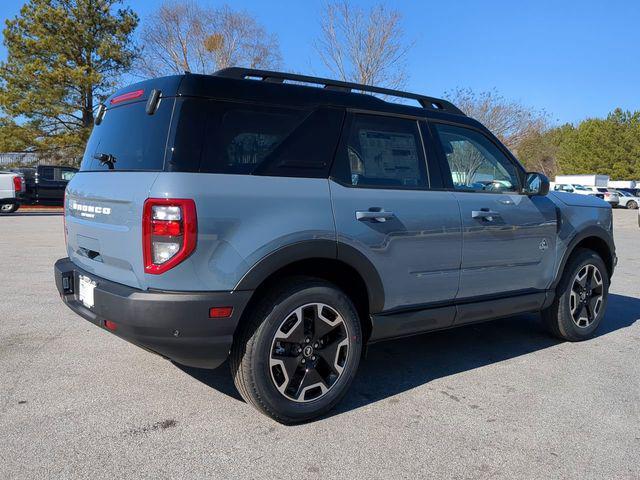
(55, 68), (616, 423)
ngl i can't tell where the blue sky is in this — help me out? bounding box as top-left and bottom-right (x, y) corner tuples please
(0, 0), (638, 125)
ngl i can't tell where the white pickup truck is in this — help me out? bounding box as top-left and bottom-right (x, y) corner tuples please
(0, 170), (25, 213)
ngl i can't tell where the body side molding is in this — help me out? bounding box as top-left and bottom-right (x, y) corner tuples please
(369, 290), (550, 343)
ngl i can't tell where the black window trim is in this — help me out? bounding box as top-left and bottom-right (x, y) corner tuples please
(329, 109), (433, 191)
(427, 119), (527, 195)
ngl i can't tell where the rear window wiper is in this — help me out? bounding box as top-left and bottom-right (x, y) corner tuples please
(93, 152), (117, 170)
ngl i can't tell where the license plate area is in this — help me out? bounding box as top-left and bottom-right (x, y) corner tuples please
(78, 274), (97, 309)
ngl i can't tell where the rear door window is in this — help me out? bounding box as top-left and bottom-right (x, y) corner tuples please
(80, 98), (174, 171)
(332, 113), (428, 189)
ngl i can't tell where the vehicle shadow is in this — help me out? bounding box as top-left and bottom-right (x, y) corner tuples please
(176, 293), (640, 414)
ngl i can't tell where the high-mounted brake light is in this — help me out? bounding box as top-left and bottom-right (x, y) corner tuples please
(143, 198), (197, 274)
(110, 89), (144, 105)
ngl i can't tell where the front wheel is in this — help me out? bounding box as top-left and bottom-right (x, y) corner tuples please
(230, 277), (362, 424)
(542, 249), (609, 341)
(627, 200), (638, 210)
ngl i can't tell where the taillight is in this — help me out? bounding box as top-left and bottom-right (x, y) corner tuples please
(143, 198), (197, 274)
(12, 175), (22, 193)
(104, 320), (118, 332)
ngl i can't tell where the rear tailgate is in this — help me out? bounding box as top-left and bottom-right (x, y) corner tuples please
(65, 85), (177, 289)
(66, 172), (160, 289)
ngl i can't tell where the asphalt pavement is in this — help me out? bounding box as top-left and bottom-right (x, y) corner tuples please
(1, 209), (638, 479)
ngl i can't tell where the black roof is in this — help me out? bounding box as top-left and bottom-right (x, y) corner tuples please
(107, 68), (476, 125)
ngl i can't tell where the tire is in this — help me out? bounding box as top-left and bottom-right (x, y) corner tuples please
(627, 200), (638, 210)
(230, 277), (362, 424)
(542, 249), (609, 341)
(0, 203), (18, 213)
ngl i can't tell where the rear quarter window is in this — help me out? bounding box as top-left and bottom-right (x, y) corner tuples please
(168, 99), (344, 178)
(200, 103), (308, 175)
(80, 98), (174, 171)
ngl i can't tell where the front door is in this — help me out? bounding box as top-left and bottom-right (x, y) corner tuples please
(430, 122), (558, 300)
(330, 113), (462, 312)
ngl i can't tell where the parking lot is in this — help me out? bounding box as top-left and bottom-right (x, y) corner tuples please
(1, 209), (638, 479)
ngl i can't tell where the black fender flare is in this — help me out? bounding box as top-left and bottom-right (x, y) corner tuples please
(234, 239), (385, 313)
(551, 225), (616, 289)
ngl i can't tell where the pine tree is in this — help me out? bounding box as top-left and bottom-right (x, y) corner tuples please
(0, 0), (138, 158)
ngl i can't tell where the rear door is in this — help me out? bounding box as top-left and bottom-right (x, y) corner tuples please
(430, 122), (558, 300)
(330, 112), (462, 313)
(65, 96), (175, 289)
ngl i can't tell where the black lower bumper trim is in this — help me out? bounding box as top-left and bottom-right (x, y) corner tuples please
(54, 257), (252, 369)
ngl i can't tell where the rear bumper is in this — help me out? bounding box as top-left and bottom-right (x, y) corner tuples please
(54, 257), (252, 369)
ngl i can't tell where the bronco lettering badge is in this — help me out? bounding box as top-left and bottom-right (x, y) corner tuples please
(69, 201), (111, 218)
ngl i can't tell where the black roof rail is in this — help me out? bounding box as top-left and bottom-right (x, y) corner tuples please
(214, 67), (465, 116)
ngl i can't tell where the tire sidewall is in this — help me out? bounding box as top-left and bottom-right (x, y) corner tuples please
(249, 284), (362, 422)
(557, 250), (609, 339)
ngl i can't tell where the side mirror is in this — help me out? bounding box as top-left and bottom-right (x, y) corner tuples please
(524, 172), (549, 196)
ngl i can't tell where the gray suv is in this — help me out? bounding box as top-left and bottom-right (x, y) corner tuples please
(54, 68), (616, 423)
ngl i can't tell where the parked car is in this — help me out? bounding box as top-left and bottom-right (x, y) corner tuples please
(55, 68), (617, 423)
(617, 187), (640, 197)
(585, 186), (620, 207)
(12, 165), (77, 206)
(610, 190), (640, 209)
(553, 183), (596, 196)
(0, 170), (25, 213)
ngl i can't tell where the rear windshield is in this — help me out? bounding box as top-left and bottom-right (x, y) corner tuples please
(80, 98), (174, 171)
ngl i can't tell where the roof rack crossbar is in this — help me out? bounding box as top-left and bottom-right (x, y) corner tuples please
(214, 67), (465, 116)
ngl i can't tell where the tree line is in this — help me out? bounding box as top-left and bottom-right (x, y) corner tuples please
(0, 0), (638, 179)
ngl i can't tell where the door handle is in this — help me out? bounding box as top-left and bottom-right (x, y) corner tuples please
(472, 209), (500, 221)
(356, 209), (395, 223)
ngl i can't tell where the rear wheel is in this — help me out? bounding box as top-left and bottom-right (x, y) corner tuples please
(0, 203), (18, 213)
(542, 249), (609, 341)
(627, 200), (638, 210)
(230, 277), (362, 424)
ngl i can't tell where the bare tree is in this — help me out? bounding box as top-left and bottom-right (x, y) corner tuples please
(136, 1), (281, 77)
(446, 143), (489, 187)
(444, 87), (548, 151)
(314, 1), (413, 88)
(204, 6), (281, 70)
